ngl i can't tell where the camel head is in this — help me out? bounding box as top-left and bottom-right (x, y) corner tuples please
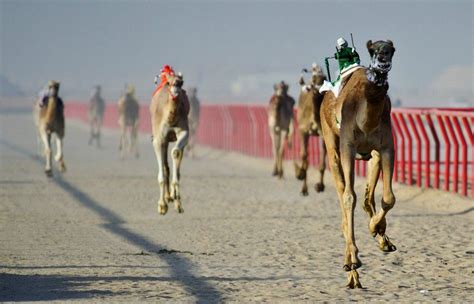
(48, 80), (60, 97)
(310, 63), (325, 87)
(367, 40), (396, 73)
(273, 81), (289, 98)
(168, 73), (185, 100)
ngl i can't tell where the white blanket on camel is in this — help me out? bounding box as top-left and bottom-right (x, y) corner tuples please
(319, 63), (364, 98)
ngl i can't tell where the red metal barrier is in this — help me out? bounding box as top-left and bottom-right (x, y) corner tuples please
(65, 102), (473, 198)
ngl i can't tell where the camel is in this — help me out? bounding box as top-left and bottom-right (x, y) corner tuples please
(186, 87), (201, 158)
(88, 85), (105, 147)
(117, 85), (140, 159)
(33, 80), (66, 177)
(267, 81), (295, 178)
(294, 64), (327, 195)
(150, 72), (189, 215)
(319, 40), (397, 288)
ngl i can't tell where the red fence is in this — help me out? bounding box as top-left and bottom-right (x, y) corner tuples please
(65, 102), (473, 198)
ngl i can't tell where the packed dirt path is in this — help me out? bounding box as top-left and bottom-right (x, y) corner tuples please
(1, 110), (473, 302)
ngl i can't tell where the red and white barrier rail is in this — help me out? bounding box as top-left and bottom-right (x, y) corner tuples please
(65, 102), (473, 198)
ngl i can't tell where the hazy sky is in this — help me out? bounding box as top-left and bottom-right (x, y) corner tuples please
(1, 0), (472, 105)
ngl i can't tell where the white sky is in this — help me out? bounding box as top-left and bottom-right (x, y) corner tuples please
(1, 0), (472, 106)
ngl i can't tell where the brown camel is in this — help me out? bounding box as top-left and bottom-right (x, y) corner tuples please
(267, 81), (295, 178)
(294, 64), (327, 195)
(88, 85), (105, 147)
(117, 85), (140, 159)
(33, 80), (66, 177)
(186, 87), (201, 158)
(150, 72), (189, 215)
(320, 40), (397, 288)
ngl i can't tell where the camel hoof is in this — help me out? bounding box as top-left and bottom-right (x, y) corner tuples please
(300, 190), (309, 197)
(175, 202), (184, 214)
(59, 163), (66, 172)
(379, 235), (397, 252)
(158, 203), (168, 215)
(314, 183), (325, 193)
(272, 169), (278, 176)
(45, 169), (53, 177)
(346, 270), (362, 289)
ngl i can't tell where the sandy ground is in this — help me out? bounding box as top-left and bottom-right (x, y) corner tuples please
(0, 111), (473, 302)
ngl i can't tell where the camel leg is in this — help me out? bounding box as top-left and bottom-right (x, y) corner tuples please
(40, 130), (53, 177)
(96, 117), (102, 148)
(89, 120), (94, 145)
(35, 130), (43, 159)
(277, 130), (287, 179)
(170, 129), (188, 213)
(132, 122), (139, 158)
(270, 130), (280, 176)
(340, 142), (362, 288)
(295, 132), (309, 196)
(369, 148), (397, 252)
(315, 139), (326, 192)
(119, 125), (125, 159)
(54, 135), (66, 172)
(163, 141), (171, 204)
(152, 137), (168, 215)
(363, 150), (380, 220)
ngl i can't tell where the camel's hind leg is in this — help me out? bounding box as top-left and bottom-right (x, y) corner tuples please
(54, 135), (66, 172)
(40, 130), (53, 177)
(369, 148), (397, 252)
(315, 138), (326, 192)
(294, 132), (309, 196)
(119, 125), (126, 159)
(152, 137), (168, 215)
(170, 129), (189, 213)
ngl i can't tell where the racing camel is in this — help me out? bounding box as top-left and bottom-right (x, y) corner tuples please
(88, 85), (105, 147)
(294, 64), (327, 195)
(268, 81), (295, 178)
(33, 80), (66, 176)
(117, 85), (140, 159)
(320, 40), (397, 288)
(150, 70), (189, 215)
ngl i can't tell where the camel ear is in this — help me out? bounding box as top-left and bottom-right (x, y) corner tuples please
(366, 40), (374, 57)
(387, 40), (396, 54)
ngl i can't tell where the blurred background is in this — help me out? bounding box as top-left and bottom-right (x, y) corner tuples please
(0, 0), (472, 106)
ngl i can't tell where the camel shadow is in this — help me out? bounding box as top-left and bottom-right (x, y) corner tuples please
(0, 138), (223, 303)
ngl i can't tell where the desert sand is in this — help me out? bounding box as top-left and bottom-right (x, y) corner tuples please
(0, 110), (473, 302)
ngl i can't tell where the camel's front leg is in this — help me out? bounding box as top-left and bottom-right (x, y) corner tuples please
(152, 137), (168, 215)
(340, 143), (362, 288)
(54, 135), (66, 172)
(363, 150), (380, 220)
(270, 129), (280, 176)
(119, 125), (125, 159)
(40, 130), (53, 177)
(369, 148), (397, 252)
(277, 130), (287, 179)
(315, 138), (326, 192)
(131, 122), (139, 158)
(170, 129), (189, 213)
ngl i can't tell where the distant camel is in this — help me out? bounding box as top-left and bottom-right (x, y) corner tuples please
(268, 81), (295, 178)
(88, 85), (105, 147)
(117, 85), (140, 159)
(150, 72), (189, 215)
(186, 87), (201, 158)
(320, 40), (397, 288)
(33, 80), (66, 177)
(294, 64), (327, 195)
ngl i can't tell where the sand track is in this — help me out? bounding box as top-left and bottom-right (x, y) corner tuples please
(0, 112), (473, 302)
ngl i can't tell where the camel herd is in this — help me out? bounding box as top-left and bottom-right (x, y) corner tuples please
(33, 39), (396, 289)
